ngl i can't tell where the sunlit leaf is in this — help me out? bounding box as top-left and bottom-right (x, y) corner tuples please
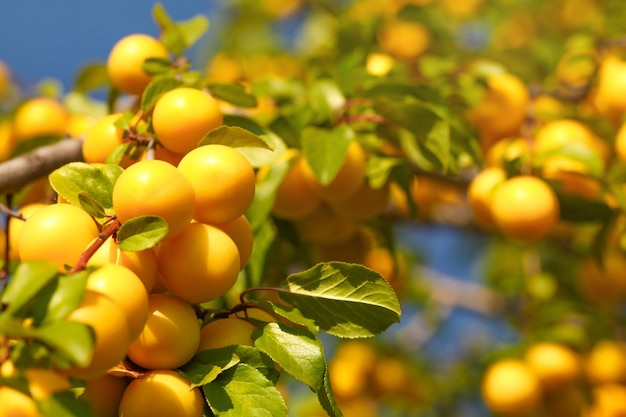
(117, 215), (168, 251)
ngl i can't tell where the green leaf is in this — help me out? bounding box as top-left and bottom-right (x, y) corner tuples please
(0, 261), (59, 315)
(73, 63), (109, 93)
(176, 13), (210, 50)
(260, 301), (319, 334)
(223, 115), (265, 135)
(141, 77), (184, 112)
(48, 162), (122, 216)
(33, 271), (89, 326)
(179, 348), (240, 387)
(308, 79), (346, 124)
(208, 83), (258, 108)
(77, 192), (106, 218)
(246, 222), (276, 289)
(374, 97), (451, 170)
(38, 391), (95, 417)
(34, 321), (94, 367)
(203, 363), (288, 417)
(229, 345), (279, 384)
(237, 133), (284, 168)
(317, 369), (343, 417)
(365, 155), (403, 189)
(198, 126), (274, 150)
(117, 215), (168, 251)
(300, 125), (354, 186)
(253, 322), (325, 391)
(152, 3), (208, 56)
(141, 57), (173, 76)
(245, 154), (290, 232)
(534, 142), (605, 177)
(279, 262), (401, 338)
(555, 191), (614, 222)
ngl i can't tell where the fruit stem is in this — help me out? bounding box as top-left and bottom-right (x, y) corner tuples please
(69, 217), (121, 274)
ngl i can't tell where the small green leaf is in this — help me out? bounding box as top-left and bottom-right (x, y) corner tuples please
(317, 369), (344, 417)
(105, 143), (129, 166)
(308, 79), (346, 124)
(179, 348), (240, 387)
(534, 142), (605, 177)
(300, 125), (354, 185)
(141, 57), (173, 76)
(73, 63), (109, 93)
(141, 77), (184, 112)
(117, 215), (168, 251)
(77, 192), (106, 218)
(365, 156), (403, 189)
(208, 83), (258, 108)
(1, 261), (59, 315)
(203, 363), (288, 417)
(279, 262), (401, 338)
(253, 322), (325, 391)
(38, 391), (95, 417)
(237, 133), (284, 168)
(198, 126), (274, 150)
(33, 271), (89, 326)
(260, 301), (319, 334)
(49, 162), (121, 215)
(34, 321), (94, 367)
(246, 222), (276, 288)
(555, 190), (614, 222)
(245, 154), (290, 231)
(223, 115), (265, 136)
(176, 14), (210, 49)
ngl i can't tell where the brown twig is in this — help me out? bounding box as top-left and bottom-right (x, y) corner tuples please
(0, 138), (84, 194)
(69, 218), (121, 274)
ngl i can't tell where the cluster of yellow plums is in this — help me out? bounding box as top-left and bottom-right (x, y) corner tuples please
(482, 340), (626, 416)
(0, 33), (263, 417)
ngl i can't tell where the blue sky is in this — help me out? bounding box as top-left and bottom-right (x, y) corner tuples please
(0, 1), (220, 91)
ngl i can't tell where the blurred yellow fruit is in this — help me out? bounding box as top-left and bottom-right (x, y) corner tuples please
(481, 359), (541, 415)
(490, 176), (559, 241)
(0, 386), (41, 417)
(197, 317), (256, 351)
(80, 374), (129, 417)
(585, 340), (626, 385)
(524, 342), (582, 390)
(366, 53), (395, 77)
(377, 19), (430, 61)
(12, 97), (68, 141)
(467, 167), (506, 229)
(466, 72), (529, 151)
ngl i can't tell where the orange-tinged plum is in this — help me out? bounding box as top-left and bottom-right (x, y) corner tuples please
(66, 113), (98, 138)
(197, 317), (256, 351)
(66, 290), (132, 380)
(8, 202), (47, 261)
(270, 151), (323, 220)
(467, 167), (506, 229)
(87, 238), (157, 293)
(152, 87), (223, 154)
(481, 359), (541, 415)
(490, 176), (559, 242)
(106, 34), (169, 96)
(80, 374), (129, 417)
(12, 97), (68, 141)
(18, 203), (99, 272)
(157, 222), (241, 304)
(112, 159), (195, 240)
(214, 215), (254, 269)
(0, 120), (16, 163)
(524, 342), (582, 390)
(118, 370), (203, 417)
(82, 113), (125, 164)
(0, 386), (41, 417)
(177, 144), (255, 225)
(86, 264), (149, 340)
(127, 294), (200, 370)
(301, 140), (367, 202)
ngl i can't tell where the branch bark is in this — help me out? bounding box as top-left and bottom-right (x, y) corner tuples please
(0, 138), (84, 194)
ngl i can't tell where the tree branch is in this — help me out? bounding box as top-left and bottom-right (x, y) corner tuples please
(0, 139), (84, 194)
